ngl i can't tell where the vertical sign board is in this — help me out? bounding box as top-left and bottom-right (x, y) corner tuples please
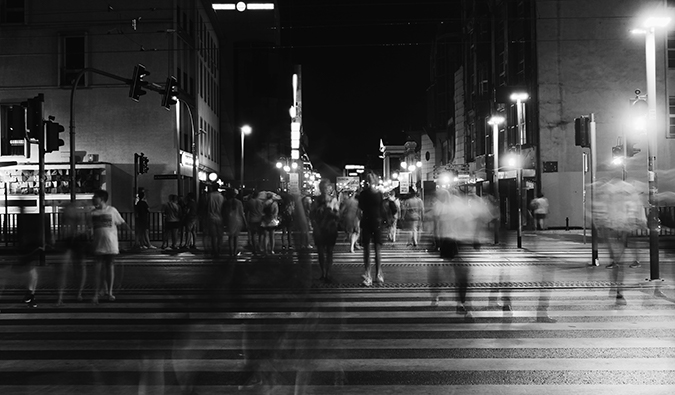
(289, 172), (300, 194)
(399, 172), (410, 194)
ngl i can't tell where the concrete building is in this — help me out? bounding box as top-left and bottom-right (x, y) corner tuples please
(0, 0), (231, 212)
(428, 0), (675, 229)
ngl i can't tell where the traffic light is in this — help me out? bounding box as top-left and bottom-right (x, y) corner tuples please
(22, 94), (44, 140)
(129, 64), (149, 102)
(574, 116), (590, 148)
(8, 105), (26, 139)
(137, 153), (149, 174)
(161, 76), (178, 110)
(625, 134), (641, 157)
(45, 120), (65, 152)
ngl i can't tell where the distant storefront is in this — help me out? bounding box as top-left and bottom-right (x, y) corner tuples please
(0, 162), (110, 214)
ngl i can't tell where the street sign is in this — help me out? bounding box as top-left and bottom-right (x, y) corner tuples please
(153, 174), (178, 180)
(336, 176), (359, 192)
(399, 172), (410, 194)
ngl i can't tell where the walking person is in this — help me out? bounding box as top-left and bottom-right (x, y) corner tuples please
(358, 172), (385, 286)
(339, 191), (361, 253)
(135, 190), (155, 249)
(260, 192), (281, 255)
(203, 184), (225, 258)
(529, 193), (549, 231)
(163, 194), (182, 249)
(182, 192), (199, 250)
(89, 189), (130, 304)
(404, 190), (424, 247)
(223, 188), (247, 257)
(57, 200), (89, 305)
(386, 192), (400, 243)
(595, 179), (646, 304)
(310, 179), (340, 283)
(246, 191), (265, 255)
(278, 190), (295, 252)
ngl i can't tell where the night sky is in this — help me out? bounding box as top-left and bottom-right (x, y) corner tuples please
(276, 0), (461, 176)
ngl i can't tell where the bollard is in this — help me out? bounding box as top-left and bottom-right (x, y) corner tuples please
(566, 217), (569, 231)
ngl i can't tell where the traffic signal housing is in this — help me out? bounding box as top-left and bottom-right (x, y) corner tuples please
(574, 116), (590, 148)
(137, 153), (149, 174)
(22, 94), (44, 140)
(45, 120), (65, 152)
(129, 64), (149, 102)
(161, 76), (178, 110)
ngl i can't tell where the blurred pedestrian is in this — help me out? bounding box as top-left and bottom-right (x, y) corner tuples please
(246, 191), (265, 255)
(12, 207), (44, 307)
(163, 194), (182, 250)
(339, 191), (361, 253)
(529, 193), (549, 231)
(182, 193), (198, 249)
(203, 184), (225, 258)
(278, 190), (295, 252)
(134, 190), (155, 249)
(90, 189), (130, 304)
(57, 200), (89, 305)
(310, 179), (340, 282)
(223, 188), (247, 257)
(593, 179), (646, 304)
(261, 192), (281, 255)
(434, 188), (492, 317)
(358, 172), (385, 286)
(301, 194), (314, 249)
(404, 190), (424, 247)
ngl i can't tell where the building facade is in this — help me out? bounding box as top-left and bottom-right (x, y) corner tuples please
(0, 0), (230, 212)
(428, 0), (675, 229)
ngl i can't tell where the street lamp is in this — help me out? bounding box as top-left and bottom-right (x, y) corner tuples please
(240, 125), (252, 188)
(488, 115), (505, 244)
(632, 15), (670, 281)
(510, 92), (528, 249)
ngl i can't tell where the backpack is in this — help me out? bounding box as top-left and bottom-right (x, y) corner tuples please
(263, 201), (273, 216)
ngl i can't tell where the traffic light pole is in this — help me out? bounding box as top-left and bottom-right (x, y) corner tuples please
(69, 68), (165, 202)
(590, 113), (599, 266)
(37, 95), (46, 265)
(645, 27), (661, 281)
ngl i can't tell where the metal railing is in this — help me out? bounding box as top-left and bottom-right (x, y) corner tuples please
(0, 212), (167, 247)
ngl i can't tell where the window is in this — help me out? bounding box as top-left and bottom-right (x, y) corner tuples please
(669, 97), (675, 138)
(1, 0), (25, 24)
(1, 104), (27, 156)
(60, 34), (87, 87)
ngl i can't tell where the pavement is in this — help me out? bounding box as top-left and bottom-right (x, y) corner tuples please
(1, 229), (673, 296)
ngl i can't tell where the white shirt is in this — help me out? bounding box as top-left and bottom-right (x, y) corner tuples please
(91, 205), (125, 255)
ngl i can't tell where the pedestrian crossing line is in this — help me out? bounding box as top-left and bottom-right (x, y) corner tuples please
(0, 385), (671, 395)
(1, 358), (674, 372)
(2, 334), (673, 352)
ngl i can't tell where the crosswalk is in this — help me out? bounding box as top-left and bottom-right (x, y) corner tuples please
(1, 283), (674, 393)
(1, 236), (674, 393)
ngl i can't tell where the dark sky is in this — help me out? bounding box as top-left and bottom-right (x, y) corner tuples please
(276, 0), (461, 176)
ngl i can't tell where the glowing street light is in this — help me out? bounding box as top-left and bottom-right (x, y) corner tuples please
(488, 115), (505, 244)
(240, 125), (251, 188)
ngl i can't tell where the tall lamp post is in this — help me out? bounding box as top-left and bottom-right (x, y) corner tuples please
(240, 125), (252, 188)
(632, 16), (670, 281)
(488, 115), (505, 244)
(510, 92), (528, 249)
